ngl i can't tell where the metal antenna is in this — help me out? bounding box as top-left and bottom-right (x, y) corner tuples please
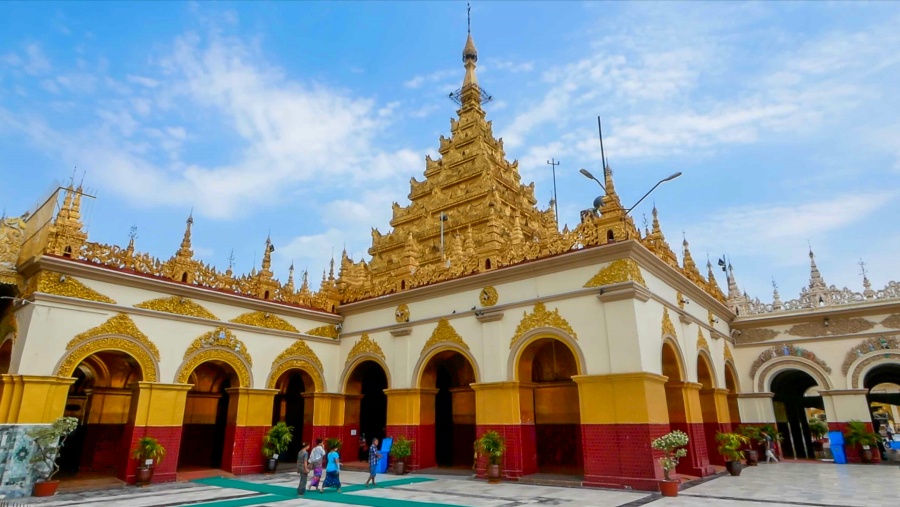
(467, 2), (471, 33)
(597, 117), (607, 170)
(546, 158), (560, 228)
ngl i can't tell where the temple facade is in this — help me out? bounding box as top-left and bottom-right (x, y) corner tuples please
(0, 27), (898, 499)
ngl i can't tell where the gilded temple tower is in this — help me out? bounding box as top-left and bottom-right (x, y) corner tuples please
(349, 26), (559, 294)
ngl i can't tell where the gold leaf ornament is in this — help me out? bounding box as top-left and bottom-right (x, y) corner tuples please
(184, 327), (253, 366)
(510, 302), (577, 348)
(346, 333), (385, 365)
(395, 304), (410, 323)
(229, 311), (299, 333)
(479, 286), (499, 307)
(66, 313), (160, 360)
(135, 296), (218, 320)
(306, 324), (340, 339)
(422, 318), (469, 355)
(36, 271), (115, 303)
(584, 259), (646, 288)
(661, 308), (677, 338)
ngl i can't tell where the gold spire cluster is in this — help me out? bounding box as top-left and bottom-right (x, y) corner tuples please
(33, 189), (339, 312)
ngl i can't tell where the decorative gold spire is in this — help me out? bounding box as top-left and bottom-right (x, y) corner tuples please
(640, 205), (678, 269)
(46, 184), (88, 257)
(177, 212), (194, 259)
(681, 236), (705, 286)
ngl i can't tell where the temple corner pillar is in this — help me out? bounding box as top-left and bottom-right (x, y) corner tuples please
(574, 373), (668, 491)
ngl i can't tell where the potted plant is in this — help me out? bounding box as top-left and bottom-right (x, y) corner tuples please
(715, 432), (749, 476)
(736, 426), (762, 466)
(261, 422), (293, 472)
(28, 416), (79, 497)
(326, 437), (342, 452)
(389, 436), (413, 475)
(475, 431), (505, 483)
(808, 418), (829, 457)
(843, 420), (880, 463)
(131, 436), (166, 486)
(651, 430), (689, 497)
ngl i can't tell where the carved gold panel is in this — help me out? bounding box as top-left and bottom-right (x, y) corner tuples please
(661, 308), (677, 338)
(584, 259), (646, 288)
(479, 286), (498, 307)
(510, 302), (577, 348)
(230, 311), (299, 333)
(346, 333), (385, 365)
(34, 271), (115, 303)
(306, 324), (340, 339)
(422, 318), (469, 356)
(67, 313), (160, 360)
(135, 296), (218, 320)
(176, 348), (251, 387)
(273, 339), (323, 373)
(184, 327), (252, 366)
(57, 337), (158, 382)
(395, 304), (410, 323)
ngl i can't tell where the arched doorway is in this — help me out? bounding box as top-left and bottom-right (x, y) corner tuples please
(518, 338), (583, 475)
(724, 362), (742, 427)
(271, 369), (315, 463)
(863, 362), (900, 441)
(345, 360), (388, 461)
(178, 361), (237, 471)
(420, 350), (476, 468)
(58, 350), (142, 480)
(770, 369), (823, 459)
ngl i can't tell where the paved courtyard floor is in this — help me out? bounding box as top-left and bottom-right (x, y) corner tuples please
(21, 463), (899, 507)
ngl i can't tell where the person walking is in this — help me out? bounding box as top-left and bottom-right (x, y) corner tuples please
(321, 441), (342, 493)
(308, 439), (326, 491)
(296, 442), (309, 496)
(762, 431), (779, 463)
(365, 437), (382, 487)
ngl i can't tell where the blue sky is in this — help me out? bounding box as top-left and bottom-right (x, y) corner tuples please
(1, 1), (898, 303)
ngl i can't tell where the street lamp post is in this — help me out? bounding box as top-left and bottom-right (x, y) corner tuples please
(578, 169), (681, 216)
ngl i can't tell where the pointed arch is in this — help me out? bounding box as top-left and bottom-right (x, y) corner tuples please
(56, 337), (158, 382)
(661, 336), (685, 382)
(508, 327), (585, 382)
(697, 349), (718, 389)
(414, 343), (481, 388)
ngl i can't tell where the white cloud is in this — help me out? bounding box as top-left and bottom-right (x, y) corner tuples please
(0, 26), (423, 219)
(404, 69), (457, 89)
(489, 60), (534, 73)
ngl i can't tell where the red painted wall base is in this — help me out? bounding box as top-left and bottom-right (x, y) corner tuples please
(118, 425), (183, 484)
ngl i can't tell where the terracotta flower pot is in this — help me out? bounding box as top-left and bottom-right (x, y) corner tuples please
(745, 450), (758, 466)
(860, 447), (874, 463)
(136, 466), (154, 486)
(725, 460), (743, 476)
(487, 464), (501, 483)
(659, 479), (680, 497)
(393, 461), (406, 475)
(32, 480), (60, 497)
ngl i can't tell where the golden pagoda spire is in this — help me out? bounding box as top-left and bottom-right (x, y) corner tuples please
(261, 234), (274, 273)
(46, 183), (88, 256)
(177, 212), (194, 259)
(681, 236), (705, 285)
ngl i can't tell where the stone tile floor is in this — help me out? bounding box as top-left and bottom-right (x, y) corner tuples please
(18, 462), (899, 507)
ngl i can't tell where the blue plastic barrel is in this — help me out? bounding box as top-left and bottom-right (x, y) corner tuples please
(828, 430), (846, 464)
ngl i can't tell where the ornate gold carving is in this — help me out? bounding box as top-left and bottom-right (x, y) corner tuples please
(135, 296), (218, 320)
(479, 286), (499, 307)
(58, 337), (158, 382)
(176, 348), (251, 387)
(34, 271), (115, 303)
(268, 359), (324, 391)
(273, 339), (324, 373)
(395, 304), (410, 323)
(184, 327), (252, 366)
(584, 259), (646, 288)
(423, 318), (469, 354)
(881, 314), (900, 329)
(346, 333), (385, 365)
(724, 345), (734, 364)
(67, 313), (160, 360)
(676, 291), (685, 310)
(306, 324), (340, 339)
(510, 302), (577, 348)
(697, 328), (709, 353)
(229, 311), (299, 333)
(708, 310), (716, 327)
(842, 335), (900, 374)
(661, 308), (677, 338)
(749, 343), (832, 380)
(0, 215), (25, 286)
(787, 317), (874, 337)
(735, 328), (781, 344)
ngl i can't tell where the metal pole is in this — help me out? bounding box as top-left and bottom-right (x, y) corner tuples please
(546, 158), (560, 228)
(440, 213), (448, 260)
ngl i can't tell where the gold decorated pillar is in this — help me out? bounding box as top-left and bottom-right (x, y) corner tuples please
(665, 381), (713, 476)
(307, 392), (346, 445)
(0, 375), (75, 424)
(223, 387), (278, 475)
(120, 382), (191, 484)
(384, 388), (437, 470)
(471, 381), (535, 478)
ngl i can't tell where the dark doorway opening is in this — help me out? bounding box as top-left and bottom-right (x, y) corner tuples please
(178, 361), (237, 471)
(771, 369), (822, 460)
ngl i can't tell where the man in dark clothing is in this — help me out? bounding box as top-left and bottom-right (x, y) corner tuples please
(296, 442), (310, 495)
